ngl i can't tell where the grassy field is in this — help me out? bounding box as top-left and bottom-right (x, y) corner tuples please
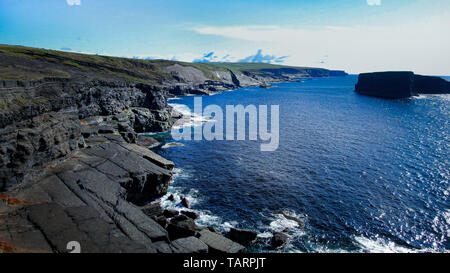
(0, 44), (330, 83)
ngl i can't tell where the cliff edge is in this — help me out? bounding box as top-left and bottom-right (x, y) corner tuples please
(0, 44), (347, 253)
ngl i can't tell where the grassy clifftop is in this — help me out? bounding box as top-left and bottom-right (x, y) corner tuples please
(0, 44), (344, 84)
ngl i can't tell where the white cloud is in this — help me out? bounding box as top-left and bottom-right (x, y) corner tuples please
(366, 0), (381, 6)
(66, 0), (81, 6)
(192, 14), (450, 75)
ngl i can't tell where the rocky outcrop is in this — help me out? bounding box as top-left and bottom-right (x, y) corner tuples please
(271, 232), (289, 249)
(355, 71), (449, 99)
(0, 112), (83, 191)
(414, 74), (450, 94)
(0, 137), (174, 252)
(162, 64), (348, 97)
(198, 229), (245, 253)
(355, 71), (417, 99)
(229, 228), (258, 246)
(0, 45), (349, 253)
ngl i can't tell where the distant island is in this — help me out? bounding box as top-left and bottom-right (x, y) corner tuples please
(355, 71), (449, 99)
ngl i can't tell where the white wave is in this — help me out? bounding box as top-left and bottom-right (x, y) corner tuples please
(161, 142), (185, 149)
(222, 221), (239, 232)
(168, 97), (181, 101)
(169, 103), (215, 130)
(196, 212), (222, 228)
(414, 94), (450, 101)
(253, 210), (307, 252)
(354, 236), (413, 253)
(269, 215), (301, 233)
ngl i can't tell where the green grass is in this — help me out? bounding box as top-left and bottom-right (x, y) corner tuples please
(0, 44), (329, 83)
(0, 65), (71, 81)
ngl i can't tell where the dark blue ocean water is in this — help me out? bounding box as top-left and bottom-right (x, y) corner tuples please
(153, 75), (449, 253)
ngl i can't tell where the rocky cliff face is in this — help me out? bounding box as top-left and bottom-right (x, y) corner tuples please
(355, 71), (449, 99)
(355, 71), (418, 99)
(0, 45), (348, 253)
(0, 78), (176, 191)
(414, 74), (450, 94)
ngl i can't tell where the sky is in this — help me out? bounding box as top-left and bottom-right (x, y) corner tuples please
(0, 0), (449, 75)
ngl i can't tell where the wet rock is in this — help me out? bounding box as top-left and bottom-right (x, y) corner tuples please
(171, 236), (208, 253)
(181, 210), (199, 220)
(163, 209), (179, 218)
(166, 215), (197, 240)
(181, 197), (191, 209)
(271, 232), (289, 249)
(198, 229), (245, 253)
(280, 212), (304, 227)
(168, 194), (175, 201)
(229, 228), (258, 246)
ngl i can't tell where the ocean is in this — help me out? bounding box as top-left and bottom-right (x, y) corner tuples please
(152, 75), (449, 253)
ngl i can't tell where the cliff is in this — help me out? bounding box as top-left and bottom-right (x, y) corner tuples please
(414, 74), (450, 94)
(0, 44), (347, 253)
(355, 71), (449, 99)
(355, 71), (418, 99)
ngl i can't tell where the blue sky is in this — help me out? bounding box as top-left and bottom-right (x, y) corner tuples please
(1, 0), (449, 74)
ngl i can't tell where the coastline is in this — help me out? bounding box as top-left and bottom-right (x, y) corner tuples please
(0, 44), (348, 253)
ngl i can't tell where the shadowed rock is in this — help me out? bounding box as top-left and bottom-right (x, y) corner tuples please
(271, 232), (289, 249)
(166, 215), (197, 240)
(355, 71), (417, 99)
(0, 139), (174, 253)
(229, 228), (258, 246)
(355, 71), (449, 99)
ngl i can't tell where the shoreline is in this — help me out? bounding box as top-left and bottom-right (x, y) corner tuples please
(0, 44), (350, 253)
(151, 81), (311, 253)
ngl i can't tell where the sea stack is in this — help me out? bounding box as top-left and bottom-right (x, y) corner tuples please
(414, 74), (450, 94)
(355, 71), (449, 99)
(355, 71), (417, 99)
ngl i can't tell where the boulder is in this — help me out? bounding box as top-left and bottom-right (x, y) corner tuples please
(153, 215), (168, 229)
(271, 232), (289, 249)
(229, 228), (258, 246)
(181, 210), (199, 220)
(166, 215), (197, 240)
(163, 209), (179, 218)
(141, 202), (163, 218)
(198, 229), (245, 253)
(181, 197), (191, 209)
(168, 194), (175, 201)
